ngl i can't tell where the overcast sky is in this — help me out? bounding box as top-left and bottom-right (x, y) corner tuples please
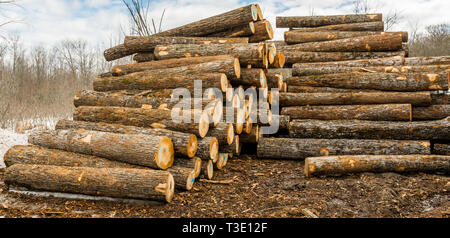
(1, 0), (449, 47)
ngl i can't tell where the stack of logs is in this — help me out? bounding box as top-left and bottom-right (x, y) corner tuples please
(255, 13), (450, 177)
(2, 4), (277, 203)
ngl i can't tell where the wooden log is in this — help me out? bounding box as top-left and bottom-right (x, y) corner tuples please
(413, 105), (450, 120)
(255, 4), (263, 20)
(288, 117), (450, 140)
(281, 104), (412, 121)
(104, 44), (134, 62)
(257, 137), (431, 160)
(276, 14), (382, 28)
(239, 125), (260, 144)
(133, 52), (155, 63)
(28, 129), (174, 170)
(214, 153), (229, 170)
(304, 155), (450, 177)
(292, 56), (405, 68)
(281, 51), (406, 65)
(287, 21), (384, 32)
(249, 20), (274, 43)
(404, 56), (450, 65)
(288, 86), (379, 93)
(173, 157), (202, 178)
(5, 164), (175, 202)
(431, 93), (449, 105)
(223, 107), (246, 134)
(207, 22), (255, 37)
(265, 70), (283, 90)
(272, 115), (290, 131)
(267, 68), (292, 78)
(197, 137), (219, 163)
(239, 68), (267, 87)
(272, 53), (286, 68)
(153, 4), (258, 37)
(279, 34), (402, 52)
(221, 135), (240, 155)
(433, 144), (450, 156)
(55, 119), (198, 158)
(166, 166), (196, 191)
(293, 64), (450, 76)
(73, 106), (210, 138)
(286, 72), (449, 91)
(276, 92), (431, 106)
(206, 122), (235, 145)
(284, 31), (408, 44)
(201, 160), (214, 179)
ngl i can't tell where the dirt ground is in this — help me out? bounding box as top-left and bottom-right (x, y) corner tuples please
(0, 154), (449, 218)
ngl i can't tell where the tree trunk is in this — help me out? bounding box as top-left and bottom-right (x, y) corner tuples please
(207, 22), (255, 37)
(276, 14), (382, 28)
(433, 143), (450, 156)
(200, 160), (214, 179)
(286, 72), (449, 91)
(104, 44), (135, 62)
(288, 86), (379, 93)
(153, 4), (258, 37)
(279, 34), (403, 52)
(292, 55), (404, 68)
(28, 128), (174, 170)
(404, 56), (450, 65)
(281, 51), (405, 65)
(173, 157), (202, 178)
(73, 106), (210, 138)
(413, 105), (450, 120)
(207, 122), (235, 145)
(5, 164), (175, 202)
(167, 166), (196, 191)
(304, 155), (450, 177)
(284, 31), (408, 44)
(196, 137), (219, 163)
(133, 53), (155, 63)
(257, 137), (431, 160)
(55, 119), (198, 158)
(288, 117), (450, 140)
(239, 68), (267, 87)
(277, 92), (431, 106)
(249, 20), (274, 43)
(287, 21), (384, 32)
(281, 104), (412, 121)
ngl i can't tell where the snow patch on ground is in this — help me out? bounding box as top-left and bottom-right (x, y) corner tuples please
(0, 129), (28, 168)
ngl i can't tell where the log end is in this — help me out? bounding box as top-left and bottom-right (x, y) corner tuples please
(156, 137), (175, 170)
(213, 101), (224, 127)
(227, 123), (235, 145)
(187, 134), (198, 158)
(275, 53), (286, 68)
(166, 173), (175, 202)
(186, 170), (196, 191)
(216, 153), (227, 170)
(268, 46), (276, 64)
(266, 21), (274, 40)
(199, 110), (210, 138)
(234, 58), (241, 79)
(245, 117), (253, 134)
(304, 158), (313, 178)
(235, 108), (245, 135)
(259, 69), (267, 88)
(210, 137), (219, 163)
(206, 160), (214, 180)
(250, 4), (259, 21)
(193, 157), (202, 178)
(234, 135), (240, 154)
(282, 82), (288, 93)
(249, 22), (256, 34)
(220, 74), (229, 92)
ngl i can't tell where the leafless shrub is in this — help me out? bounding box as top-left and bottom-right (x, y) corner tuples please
(122, 0), (165, 36)
(408, 23), (450, 57)
(353, 0), (402, 31)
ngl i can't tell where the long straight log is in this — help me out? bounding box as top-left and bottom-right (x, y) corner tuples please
(286, 72), (449, 91)
(292, 56), (405, 68)
(431, 93), (449, 105)
(257, 137), (431, 160)
(413, 105), (450, 120)
(133, 52), (155, 63)
(166, 166), (196, 191)
(267, 68), (292, 78)
(285, 31), (408, 44)
(28, 129), (174, 170)
(281, 104), (412, 121)
(433, 144), (450, 156)
(288, 117), (450, 140)
(55, 119), (198, 158)
(73, 106), (210, 138)
(276, 14), (382, 28)
(281, 51), (405, 65)
(153, 4), (258, 37)
(104, 44), (134, 62)
(207, 22), (255, 37)
(249, 20), (274, 43)
(288, 86), (378, 93)
(404, 56), (450, 65)
(5, 164), (175, 202)
(304, 155), (450, 177)
(287, 21), (384, 32)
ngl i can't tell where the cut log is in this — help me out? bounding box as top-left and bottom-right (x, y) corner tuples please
(153, 4), (258, 37)
(104, 44), (135, 62)
(267, 68), (292, 78)
(265, 70), (283, 90)
(55, 119), (198, 158)
(292, 55), (405, 68)
(73, 106), (210, 138)
(279, 34), (403, 52)
(173, 157), (202, 178)
(201, 160), (214, 179)
(255, 4), (263, 20)
(133, 52), (155, 63)
(413, 105), (450, 120)
(206, 122), (235, 145)
(272, 53), (286, 68)
(221, 135), (240, 155)
(197, 137), (219, 163)
(304, 155), (450, 177)
(276, 14), (382, 28)
(239, 68), (267, 87)
(5, 164), (175, 202)
(281, 104), (412, 121)
(214, 153), (229, 170)
(276, 92), (431, 106)
(288, 117), (450, 140)
(223, 107), (246, 134)
(249, 20), (274, 43)
(239, 125), (260, 144)
(271, 115), (290, 131)
(167, 166), (196, 191)
(433, 144), (450, 156)
(257, 137), (431, 160)
(288, 86), (378, 93)
(404, 56), (450, 65)
(284, 31), (408, 44)
(288, 21), (384, 32)
(286, 72), (449, 91)
(431, 93), (449, 105)
(28, 129), (174, 169)
(281, 51), (406, 65)
(207, 22), (255, 37)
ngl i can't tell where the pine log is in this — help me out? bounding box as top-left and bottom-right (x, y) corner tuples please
(201, 160), (214, 179)
(433, 144), (450, 156)
(287, 21), (384, 32)
(431, 93), (449, 105)
(214, 153), (229, 170)
(267, 43), (277, 64)
(28, 129), (174, 169)
(133, 52), (155, 63)
(281, 51), (406, 65)
(268, 68), (292, 78)
(288, 86), (378, 93)
(304, 155), (450, 177)
(288, 117), (450, 140)
(55, 119), (198, 158)
(153, 4), (258, 37)
(173, 157), (202, 178)
(284, 31), (408, 44)
(413, 105), (450, 120)
(276, 14), (382, 28)
(257, 137), (431, 160)
(271, 115), (290, 131)
(239, 125), (260, 144)
(207, 22), (255, 37)
(167, 166), (196, 191)
(221, 135), (240, 155)
(272, 53), (286, 68)
(255, 4), (263, 20)
(279, 34), (402, 52)
(404, 56), (450, 65)
(249, 20), (274, 43)
(276, 92), (431, 106)
(265, 70), (284, 90)
(286, 72), (449, 91)
(197, 137), (219, 163)
(281, 104), (412, 121)
(104, 44), (135, 62)
(292, 55), (405, 68)
(239, 68), (267, 87)
(5, 164), (175, 202)
(73, 106), (210, 138)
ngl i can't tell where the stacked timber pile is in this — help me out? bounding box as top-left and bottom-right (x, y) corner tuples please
(2, 4), (276, 204)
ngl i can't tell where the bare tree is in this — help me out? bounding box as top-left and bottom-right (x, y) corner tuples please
(122, 0), (165, 36)
(408, 23), (450, 57)
(352, 0), (402, 31)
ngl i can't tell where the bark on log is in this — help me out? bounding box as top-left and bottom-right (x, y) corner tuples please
(221, 135), (240, 154)
(404, 56), (450, 65)
(214, 153), (229, 170)
(277, 92), (431, 106)
(279, 34), (403, 52)
(281, 104), (412, 121)
(133, 53), (155, 63)
(304, 155), (450, 177)
(28, 129), (174, 169)
(257, 137), (431, 160)
(292, 56), (405, 68)
(201, 160), (214, 179)
(239, 68), (267, 87)
(249, 20), (274, 43)
(413, 105), (450, 120)
(276, 14), (382, 28)
(431, 93), (449, 105)
(173, 157), (202, 178)
(104, 44), (135, 62)
(73, 106), (210, 138)
(271, 115), (290, 131)
(272, 53), (286, 68)
(288, 21), (384, 32)
(281, 51), (405, 65)
(288, 117), (450, 140)
(286, 72), (449, 91)
(265, 70), (284, 90)
(433, 144), (450, 156)
(5, 164), (175, 202)
(167, 166), (196, 191)
(55, 119), (198, 158)
(153, 4), (258, 37)
(197, 137), (219, 163)
(267, 68), (292, 78)
(284, 31), (408, 44)
(288, 86), (378, 93)
(239, 125), (260, 144)
(207, 22), (255, 37)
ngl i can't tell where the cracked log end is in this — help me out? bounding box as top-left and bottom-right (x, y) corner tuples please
(156, 137), (175, 170)
(210, 137), (219, 163)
